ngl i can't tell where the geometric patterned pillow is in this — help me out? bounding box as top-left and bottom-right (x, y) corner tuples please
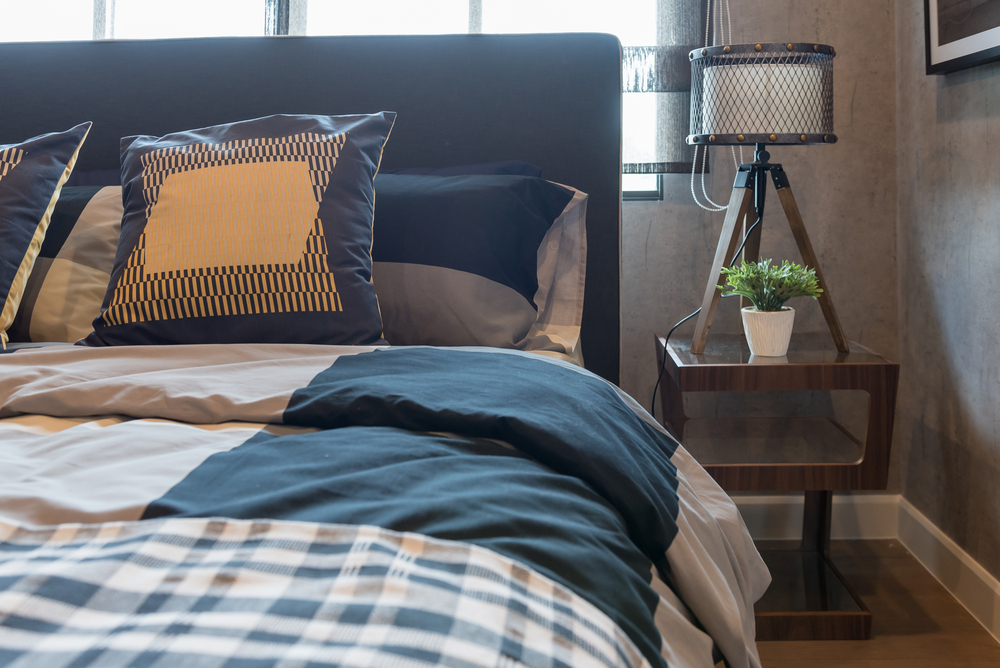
(83, 113), (395, 347)
(8, 186), (121, 343)
(0, 123), (91, 348)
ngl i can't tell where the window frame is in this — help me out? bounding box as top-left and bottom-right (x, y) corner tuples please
(622, 175), (663, 201)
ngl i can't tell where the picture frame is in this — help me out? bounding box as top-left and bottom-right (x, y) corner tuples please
(925, 0), (1000, 74)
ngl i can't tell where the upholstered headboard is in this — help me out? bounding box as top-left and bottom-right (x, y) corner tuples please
(0, 33), (622, 383)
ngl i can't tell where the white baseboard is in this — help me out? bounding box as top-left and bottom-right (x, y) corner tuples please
(897, 498), (1000, 644)
(731, 492), (1000, 644)
(731, 492), (900, 541)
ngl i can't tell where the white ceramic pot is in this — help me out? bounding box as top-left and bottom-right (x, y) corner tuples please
(741, 306), (795, 356)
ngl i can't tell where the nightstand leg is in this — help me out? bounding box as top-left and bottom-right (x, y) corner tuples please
(756, 490), (872, 640)
(801, 490), (832, 556)
(655, 336), (688, 440)
(660, 368), (686, 440)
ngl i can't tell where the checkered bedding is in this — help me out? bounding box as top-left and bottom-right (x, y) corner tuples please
(0, 518), (646, 668)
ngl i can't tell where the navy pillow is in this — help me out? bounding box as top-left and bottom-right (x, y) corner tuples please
(371, 174), (577, 351)
(84, 113), (395, 347)
(382, 160), (542, 177)
(64, 168), (120, 187)
(0, 123), (91, 349)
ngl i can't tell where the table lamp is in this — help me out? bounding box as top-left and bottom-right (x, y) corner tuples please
(685, 42), (848, 355)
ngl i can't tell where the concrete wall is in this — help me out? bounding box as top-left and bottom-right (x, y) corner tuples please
(895, 3), (1000, 578)
(619, 0), (899, 483)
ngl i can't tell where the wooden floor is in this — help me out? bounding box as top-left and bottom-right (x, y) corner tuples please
(755, 540), (1000, 667)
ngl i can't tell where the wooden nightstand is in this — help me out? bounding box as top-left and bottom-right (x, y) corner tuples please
(655, 332), (899, 641)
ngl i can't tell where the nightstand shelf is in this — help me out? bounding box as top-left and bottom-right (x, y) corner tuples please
(655, 332), (899, 641)
(680, 416), (863, 465)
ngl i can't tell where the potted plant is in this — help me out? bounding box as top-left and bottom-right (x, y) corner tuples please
(719, 258), (823, 356)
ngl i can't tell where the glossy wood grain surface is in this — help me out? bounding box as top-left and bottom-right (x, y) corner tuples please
(656, 333), (899, 491)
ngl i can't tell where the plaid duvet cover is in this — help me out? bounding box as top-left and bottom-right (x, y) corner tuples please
(0, 518), (646, 668)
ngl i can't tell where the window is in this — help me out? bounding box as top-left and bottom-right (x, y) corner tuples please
(0, 0), (683, 199)
(113, 0), (264, 39)
(308, 0), (468, 35)
(480, 0), (654, 36)
(0, 0), (91, 42)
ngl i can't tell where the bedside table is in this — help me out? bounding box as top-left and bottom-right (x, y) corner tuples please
(655, 332), (899, 641)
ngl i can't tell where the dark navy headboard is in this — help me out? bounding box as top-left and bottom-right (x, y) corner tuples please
(0, 33), (622, 383)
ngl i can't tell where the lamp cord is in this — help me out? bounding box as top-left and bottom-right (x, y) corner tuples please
(704, 0), (732, 48)
(691, 145), (727, 211)
(650, 214), (762, 418)
(691, 0), (742, 212)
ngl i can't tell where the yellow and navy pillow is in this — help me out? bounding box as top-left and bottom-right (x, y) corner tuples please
(0, 123), (91, 349)
(84, 113), (395, 347)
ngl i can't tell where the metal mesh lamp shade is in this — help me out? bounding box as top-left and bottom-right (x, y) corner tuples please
(687, 43), (837, 147)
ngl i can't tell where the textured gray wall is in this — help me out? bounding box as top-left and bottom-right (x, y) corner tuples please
(620, 0), (1000, 579)
(620, 0), (899, 480)
(895, 3), (1000, 577)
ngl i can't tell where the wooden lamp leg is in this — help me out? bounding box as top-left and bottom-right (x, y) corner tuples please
(770, 166), (850, 354)
(690, 177), (755, 354)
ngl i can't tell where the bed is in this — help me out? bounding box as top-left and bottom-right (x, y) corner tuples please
(0, 34), (768, 668)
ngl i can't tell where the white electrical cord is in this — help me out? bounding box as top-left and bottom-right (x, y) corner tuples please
(691, 146), (726, 211)
(690, 0), (743, 211)
(703, 0), (712, 46)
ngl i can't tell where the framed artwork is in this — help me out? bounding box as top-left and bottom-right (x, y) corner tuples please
(925, 0), (1000, 73)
